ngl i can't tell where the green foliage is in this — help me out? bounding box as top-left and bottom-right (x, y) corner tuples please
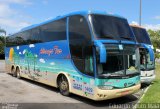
(147, 29), (160, 59)
(0, 28), (6, 55)
(155, 53), (160, 59)
(0, 36), (5, 55)
(138, 64), (160, 104)
(148, 29), (160, 49)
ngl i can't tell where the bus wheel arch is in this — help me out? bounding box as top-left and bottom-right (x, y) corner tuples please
(57, 73), (70, 96)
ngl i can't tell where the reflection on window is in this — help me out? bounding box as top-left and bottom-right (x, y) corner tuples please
(146, 51), (155, 70)
(69, 15), (94, 76)
(6, 18), (67, 47)
(97, 44), (139, 76)
(85, 56), (94, 75)
(91, 14), (134, 41)
(125, 54), (138, 74)
(97, 55), (124, 75)
(139, 48), (155, 70)
(131, 27), (151, 44)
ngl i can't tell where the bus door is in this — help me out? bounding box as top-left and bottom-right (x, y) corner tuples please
(68, 15), (95, 96)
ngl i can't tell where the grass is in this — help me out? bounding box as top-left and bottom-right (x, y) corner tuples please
(138, 63), (160, 103)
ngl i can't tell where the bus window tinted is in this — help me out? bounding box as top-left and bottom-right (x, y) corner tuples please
(40, 18), (66, 42)
(6, 30), (32, 47)
(131, 27), (151, 45)
(69, 15), (94, 76)
(90, 14), (135, 41)
(69, 15), (92, 58)
(6, 18), (67, 47)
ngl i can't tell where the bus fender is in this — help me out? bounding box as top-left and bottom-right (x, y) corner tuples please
(16, 65), (21, 73)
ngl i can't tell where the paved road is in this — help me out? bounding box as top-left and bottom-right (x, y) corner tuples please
(0, 60), (147, 109)
(0, 60), (5, 72)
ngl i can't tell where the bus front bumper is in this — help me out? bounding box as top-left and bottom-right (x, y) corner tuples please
(93, 83), (141, 101)
(141, 75), (156, 84)
(140, 70), (156, 84)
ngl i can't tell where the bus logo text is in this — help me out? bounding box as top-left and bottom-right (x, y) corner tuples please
(40, 46), (62, 56)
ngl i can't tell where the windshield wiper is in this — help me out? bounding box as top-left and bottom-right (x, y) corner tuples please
(99, 73), (123, 77)
(98, 73), (124, 79)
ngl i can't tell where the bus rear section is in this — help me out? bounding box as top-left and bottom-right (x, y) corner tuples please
(5, 11), (141, 101)
(131, 25), (155, 84)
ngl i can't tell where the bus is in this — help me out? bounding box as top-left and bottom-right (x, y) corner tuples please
(130, 25), (155, 84)
(5, 11), (140, 101)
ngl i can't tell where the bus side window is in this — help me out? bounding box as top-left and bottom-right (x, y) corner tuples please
(40, 18), (67, 42)
(69, 15), (94, 76)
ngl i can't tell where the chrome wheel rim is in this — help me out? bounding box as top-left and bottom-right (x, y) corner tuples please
(60, 81), (68, 90)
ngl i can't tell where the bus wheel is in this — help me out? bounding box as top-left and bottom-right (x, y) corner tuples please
(16, 68), (21, 79)
(58, 75), (70, 96)
(11, 66), (16, 77)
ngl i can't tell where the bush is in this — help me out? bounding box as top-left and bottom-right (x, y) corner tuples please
(0, 36), (5, 59)
(155, 53), (160, 59)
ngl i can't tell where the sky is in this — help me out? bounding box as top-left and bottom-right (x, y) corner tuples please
(0, 0), (160, 35)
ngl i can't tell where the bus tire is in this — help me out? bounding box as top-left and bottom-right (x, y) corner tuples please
(11, 66), (16, 77)
(16, 67), (21, 79)
(58, 75), (70, 96)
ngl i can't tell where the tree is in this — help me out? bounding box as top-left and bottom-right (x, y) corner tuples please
(0, 28), (6, 59)
(148, 29), (160, 58)
(0, 36), (5, 59)
(0, 29), (6, 36)
(148, 29), (160, 49)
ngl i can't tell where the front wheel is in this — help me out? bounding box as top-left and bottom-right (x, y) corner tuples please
(16, 68), (21, 79)
(11, 67), (16, 77)
(58, 75), (70, 96)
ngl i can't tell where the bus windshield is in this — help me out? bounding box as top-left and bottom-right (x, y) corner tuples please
(131, 27), (151, 45)
(140, 48), (155, 70)
(97, 44), (140, 78)
(90, 14), (135, 41)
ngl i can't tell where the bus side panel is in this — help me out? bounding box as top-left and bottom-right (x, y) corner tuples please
(5, 41), (82, 89)
(5, 40), (95, 97)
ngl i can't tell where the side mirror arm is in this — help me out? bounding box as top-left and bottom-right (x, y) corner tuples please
(94, 40), (107, 63)
(141, 44), (154, 62)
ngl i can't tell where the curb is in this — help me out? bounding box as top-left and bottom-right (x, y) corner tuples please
(133, 84), (151, 109)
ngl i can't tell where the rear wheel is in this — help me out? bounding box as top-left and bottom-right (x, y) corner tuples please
(11, 67), (16, 77)
(58, 75), (70, 96)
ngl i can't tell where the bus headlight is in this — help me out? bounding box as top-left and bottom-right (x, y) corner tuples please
(98, 86), (113, 90)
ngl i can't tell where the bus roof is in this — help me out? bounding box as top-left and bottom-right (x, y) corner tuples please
(12, 10), (126, 35)
(130, 24), (146, 29)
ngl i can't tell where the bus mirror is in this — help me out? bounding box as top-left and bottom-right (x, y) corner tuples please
(94, 41), (107, 63)
(142, 44), (154, 61)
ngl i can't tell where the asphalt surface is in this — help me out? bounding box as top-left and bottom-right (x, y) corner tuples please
(0, 60), (148, 109)
(0, 60), (5, 72)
